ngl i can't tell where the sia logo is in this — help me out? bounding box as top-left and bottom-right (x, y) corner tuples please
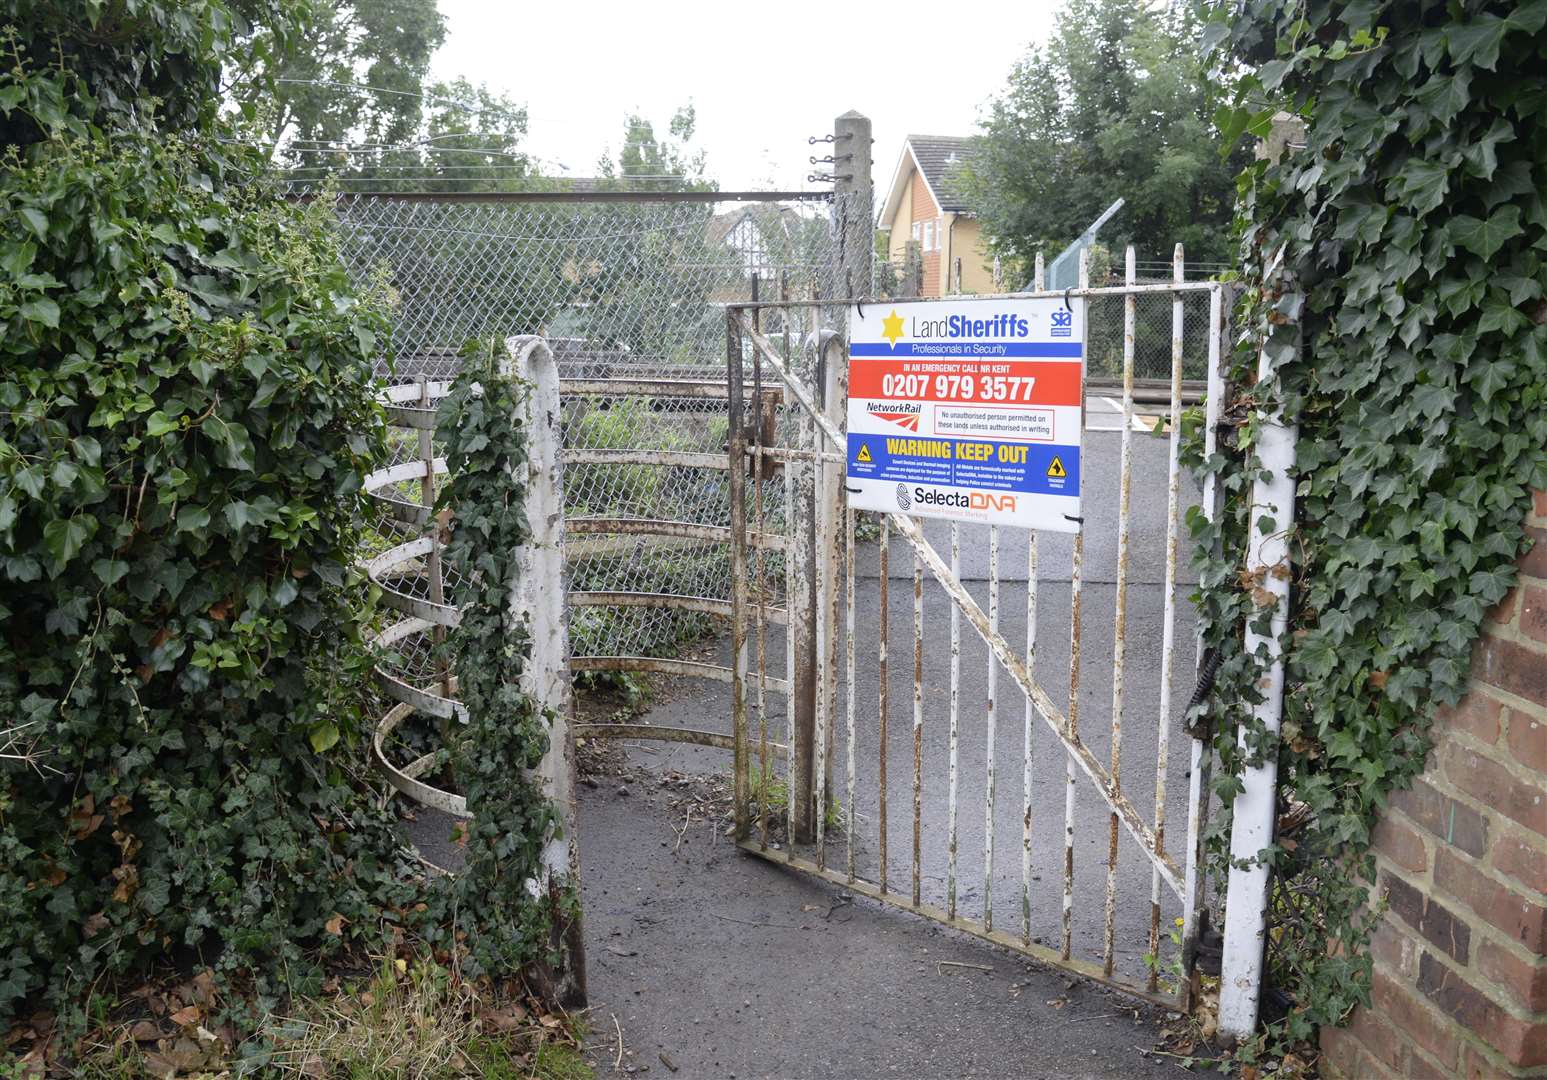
(895, 483), (912, 510)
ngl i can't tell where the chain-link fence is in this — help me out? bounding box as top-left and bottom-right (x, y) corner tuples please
(336, 193), (854, 671)
(330, 194), (856, 383)
(340, 192), (1223, 683)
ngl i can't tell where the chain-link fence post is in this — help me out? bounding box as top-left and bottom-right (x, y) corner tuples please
(833, 110), (873, 302)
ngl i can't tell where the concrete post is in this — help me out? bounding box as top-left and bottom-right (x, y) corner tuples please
(833, 110), (873, 300)
(504, 335), (586, 1007)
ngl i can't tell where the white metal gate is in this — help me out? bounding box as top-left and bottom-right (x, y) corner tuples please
(721, 251), (1228, 1007)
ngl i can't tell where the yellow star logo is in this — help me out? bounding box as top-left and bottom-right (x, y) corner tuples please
(881, 309), (905, 349)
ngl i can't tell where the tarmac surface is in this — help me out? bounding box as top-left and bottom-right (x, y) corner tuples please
(409, 423), (1217, 1077)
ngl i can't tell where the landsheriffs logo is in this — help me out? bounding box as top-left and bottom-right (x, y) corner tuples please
(868, 400), (921, 431)
(895, 483), (912, 510)
(881, 309), (906, 349)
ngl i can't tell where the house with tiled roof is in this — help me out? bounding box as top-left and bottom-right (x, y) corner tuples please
(876, 135), (997, 297)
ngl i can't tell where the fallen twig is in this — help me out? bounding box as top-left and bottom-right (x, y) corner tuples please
(936, 960), (993, 975)
(612, 1014), (623, 1071)
(658, 1051), (679, 1073)
(672, 808), (692, 854)
(1136, 1044), (1216, 1073)
(709, 912), (805, 930)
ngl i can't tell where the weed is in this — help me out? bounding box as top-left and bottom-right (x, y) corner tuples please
(742, 769), (846, 834)
(1143, 916), (1189, 996)
(532, 1041), (593, 1080)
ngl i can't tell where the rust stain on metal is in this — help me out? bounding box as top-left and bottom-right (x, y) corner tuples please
(741, 840), (1180, 1009)
(565, 517), (788, 552)
(754, 377), (771, 854)
(574, 722), (789, 756)
(726, 314), (751, 842)
(845, 506), (857, 883)
(882, 511), (1182, 894)
(1022, 531), (1039, 945)
(1104, 249), (1138, 978)
(878, 519), (890, 895)
(1064, 523), (1084, 962)
(984, 524), (999, 932)
(912, 554), (924, 909)
(1152, 245), (1188, 990)
(947, 522), (962, 920)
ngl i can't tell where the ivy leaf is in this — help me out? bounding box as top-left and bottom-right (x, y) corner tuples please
(145, 412), (179, 437)
(92, 558), (129, 585)
(1446, 14), (1510, 70)
(1449, 206), (1522, 259)
(1461, 118), (1514, 180)
(1412, 71), (1471, 126)
(19, 297), (60, 328)
(17, 207), (48, 241)
(224, 501), (257, 530)
(43, 516), (95, 566)
(1392, 157), (1449, 215)
(308, 721), (341, 754)
(1470, 359), (1516, 402)
(0, 241), (35, 276)
(212, 421), (256, 471)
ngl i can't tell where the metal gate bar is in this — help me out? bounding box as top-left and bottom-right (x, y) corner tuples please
(724, 268), (1227, 1004)
(732, 308), (1186, 890)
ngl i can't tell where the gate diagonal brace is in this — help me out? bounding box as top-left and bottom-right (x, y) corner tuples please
(733, 310), (1184, 898)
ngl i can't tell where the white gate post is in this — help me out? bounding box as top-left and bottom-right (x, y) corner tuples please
(504, 334), (586, 1005)
(1217, 283), (1299, 1040)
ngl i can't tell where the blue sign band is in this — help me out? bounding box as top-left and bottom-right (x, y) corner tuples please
(847, 434), (1080, 497)
(850, 342), (1083, 358)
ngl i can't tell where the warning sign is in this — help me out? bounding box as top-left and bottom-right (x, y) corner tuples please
(846, 297), (1084, 532)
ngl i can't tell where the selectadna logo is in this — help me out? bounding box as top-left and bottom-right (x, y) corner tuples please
(895, 483), (912, 510)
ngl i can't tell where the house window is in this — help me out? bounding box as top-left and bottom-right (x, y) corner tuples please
(922, 221), (934, 252)
(911, 222), (921, 245)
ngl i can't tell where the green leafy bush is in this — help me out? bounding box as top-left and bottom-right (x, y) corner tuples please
(426, 342), (563, 981)
(1197, 0), (1547, 1049)
(0, 4), (418, 1028)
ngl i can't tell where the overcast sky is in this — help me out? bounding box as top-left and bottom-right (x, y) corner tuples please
(430, 0), (1059, 190)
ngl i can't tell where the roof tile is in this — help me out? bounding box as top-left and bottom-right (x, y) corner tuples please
(908, 135), (977, 213)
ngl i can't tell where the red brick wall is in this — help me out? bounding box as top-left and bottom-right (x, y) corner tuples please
(909, 170), (941, 297)
(1321, 491), (1547, 1077)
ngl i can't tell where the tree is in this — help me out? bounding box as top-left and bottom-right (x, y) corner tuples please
(229, 0), (535, 193)
(230, 0), (446, 157)
(964, 0), (1248, 276)
(597, 106), (710, 191)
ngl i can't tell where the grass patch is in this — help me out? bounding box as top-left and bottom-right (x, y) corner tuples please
(14, 957), (591, 1080)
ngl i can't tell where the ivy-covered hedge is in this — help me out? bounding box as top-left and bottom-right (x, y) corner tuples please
(425, 344), (565, 983)
(0, 5), (420, 1027)
(1197, 0), (1547, 1050)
